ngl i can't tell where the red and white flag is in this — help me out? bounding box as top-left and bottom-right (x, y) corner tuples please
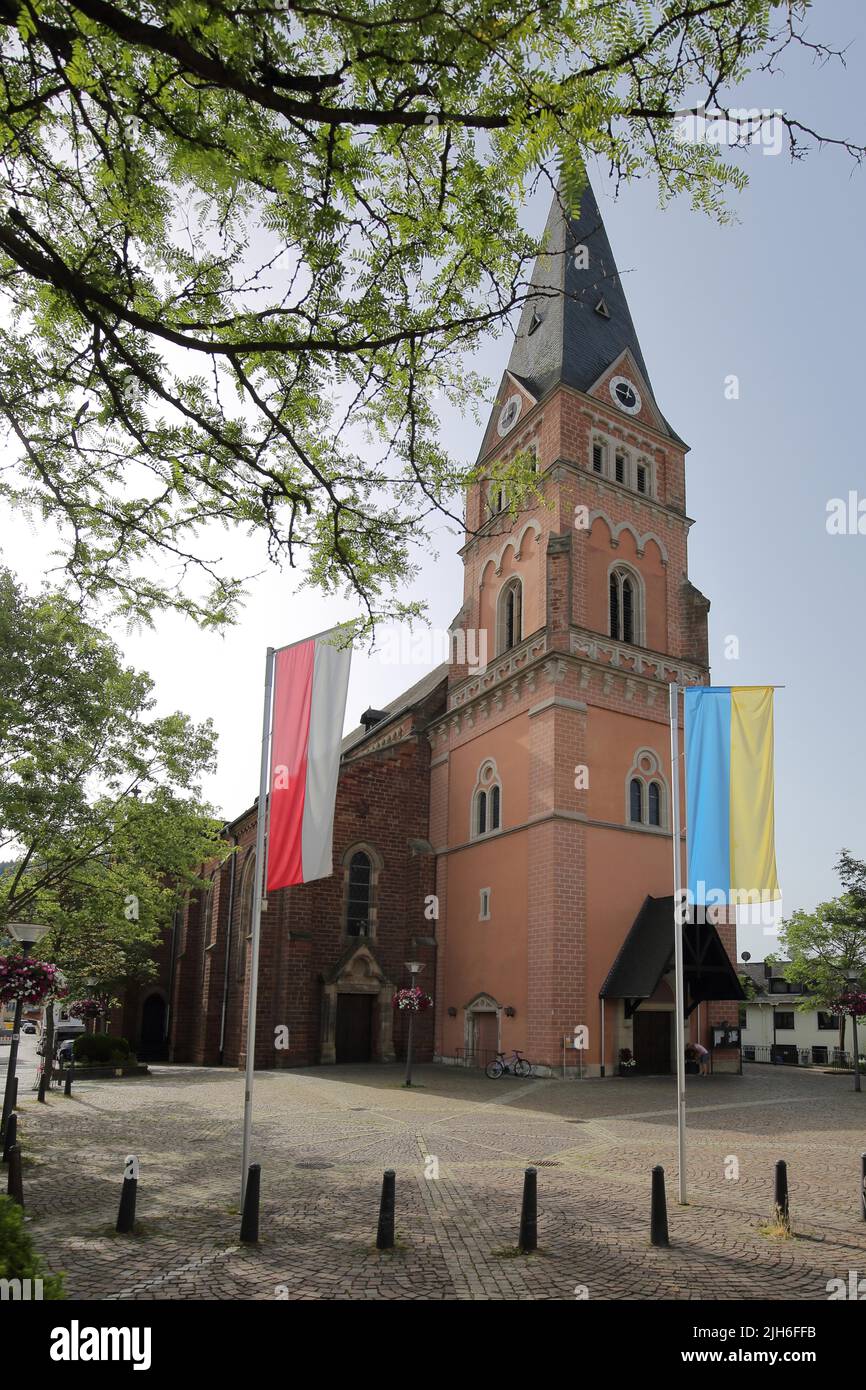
(266, 630), (352, 891)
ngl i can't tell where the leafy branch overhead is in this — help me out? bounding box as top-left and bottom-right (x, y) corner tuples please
(0, 0), (860, 630)
(0, 567), (225, 980)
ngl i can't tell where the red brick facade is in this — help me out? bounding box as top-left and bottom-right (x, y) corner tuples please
(163, 702), (444, 1069)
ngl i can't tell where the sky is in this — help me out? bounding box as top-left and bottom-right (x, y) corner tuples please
(2, 1), (864, 960)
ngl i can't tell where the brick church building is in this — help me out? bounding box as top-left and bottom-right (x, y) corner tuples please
(126, 179), (743, 1077)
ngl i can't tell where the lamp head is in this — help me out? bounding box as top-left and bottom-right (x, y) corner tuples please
(6, 922), (49, 947)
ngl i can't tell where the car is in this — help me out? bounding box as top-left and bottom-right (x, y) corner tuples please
(21, 1022), (38, 1034)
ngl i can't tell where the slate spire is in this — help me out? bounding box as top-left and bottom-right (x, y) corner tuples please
(507, 178), (655, 407)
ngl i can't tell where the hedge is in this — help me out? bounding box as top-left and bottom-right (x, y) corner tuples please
(72, 1034), (132, 1064)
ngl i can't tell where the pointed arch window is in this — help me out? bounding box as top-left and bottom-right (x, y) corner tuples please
(648, 781), (661, 827)
(609, 566), (641, 645)
(629, 778), (643, 824)
(342, 845), (380, 937)
(472, 760), (502, 839)
(498, 577), (523, 654)
(346, 851), (373, 936)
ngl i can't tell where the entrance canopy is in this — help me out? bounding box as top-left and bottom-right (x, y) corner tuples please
(599, 895), (745, 1019)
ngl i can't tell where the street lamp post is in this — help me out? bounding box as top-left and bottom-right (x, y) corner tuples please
(403, 961), (424, 1088)
(847, 970), (862, 1095)
(1, 923), (49, 1138)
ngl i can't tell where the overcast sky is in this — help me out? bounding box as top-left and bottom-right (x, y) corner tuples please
(2, 1), (864, 960)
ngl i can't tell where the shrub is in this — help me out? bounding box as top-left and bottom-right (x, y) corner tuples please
(0, 1195), (64, 1298)
(72, 1034), (132, 1064)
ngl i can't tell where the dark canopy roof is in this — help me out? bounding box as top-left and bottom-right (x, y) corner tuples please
(600, 895), (745, 1012)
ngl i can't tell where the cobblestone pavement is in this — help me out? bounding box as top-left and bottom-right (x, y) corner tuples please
(10, 1062), (866, 1300)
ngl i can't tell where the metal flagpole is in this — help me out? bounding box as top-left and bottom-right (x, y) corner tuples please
(669, 681), (688, 1205)
(241, 646), (275, 1205)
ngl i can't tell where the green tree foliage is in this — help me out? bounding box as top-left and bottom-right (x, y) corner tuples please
(0, 1193), (65, 1297)
(779, 850), (866, 1053)
(0, 1), (860, 631)
(0, 566), (226, 985)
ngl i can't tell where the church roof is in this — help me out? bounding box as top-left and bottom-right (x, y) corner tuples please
(341, 660), (448, 756)
(507, 179), (681, 442)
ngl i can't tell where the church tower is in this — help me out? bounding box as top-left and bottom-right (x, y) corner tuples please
(429, 179), (740, 1076)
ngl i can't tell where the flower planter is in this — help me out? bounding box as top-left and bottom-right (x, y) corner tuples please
(685, 1060), (700, 1075)
(618, 1063), (635, 1077)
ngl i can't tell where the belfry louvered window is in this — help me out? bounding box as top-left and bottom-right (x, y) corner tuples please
(592, 442), (604, 473)
(610, 567), (638, 645)
(498, 577), (522, 654)
(615, 453), (626, 484)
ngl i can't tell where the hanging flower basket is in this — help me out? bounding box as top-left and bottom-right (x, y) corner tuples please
(834, 990), (866, 1019)
(392, 987), (433, 1013)
(68, 994), (116, 1021)
(0, 957), (61, 1007)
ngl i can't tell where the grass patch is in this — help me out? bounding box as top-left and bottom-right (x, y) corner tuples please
(491, 1245), (537, 1259)
(758, 1219), (794, 1241)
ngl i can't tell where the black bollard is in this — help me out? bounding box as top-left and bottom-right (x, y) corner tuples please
(2, 1112), (17, 1164)
(518, 1167), (538, 1252)
(116, 1167), (138, 1234)
(651, 1164), (669, 1247)
(240, 1162), (260, 1244)
(64, 1059), (73, 1098)
(773, 1159), (790, 1230)
(7, 1143), (23, 1206)
(376, 1169), (395, 1250)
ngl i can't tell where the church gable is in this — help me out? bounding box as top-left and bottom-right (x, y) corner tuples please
(585, 349), (669, 437)
(476, 370), (539, 466)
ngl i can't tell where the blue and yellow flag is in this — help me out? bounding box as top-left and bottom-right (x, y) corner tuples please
(684, 686), (780, 907)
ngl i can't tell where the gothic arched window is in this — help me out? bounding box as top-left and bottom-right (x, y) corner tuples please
(648, 781), (661, 827)
(629, 778), (643, 824)
(346, 851), (373, 936)
(609, 566), (641, 645)
(498, 577), (523, 654)
(472, 760), (502, 839)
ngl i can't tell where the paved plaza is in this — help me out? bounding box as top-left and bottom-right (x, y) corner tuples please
(8, 1053), (866, 1300)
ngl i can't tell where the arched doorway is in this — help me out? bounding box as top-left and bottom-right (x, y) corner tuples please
(139, 993), (167, 1062)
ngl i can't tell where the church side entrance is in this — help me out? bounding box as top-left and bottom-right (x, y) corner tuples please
(633, 1009), (672, 1075)
(335, 993), (374, 1063)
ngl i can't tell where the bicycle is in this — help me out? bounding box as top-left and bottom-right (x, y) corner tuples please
(485, 1048), (532, 1079)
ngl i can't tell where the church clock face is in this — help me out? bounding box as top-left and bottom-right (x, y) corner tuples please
(497, 393), (522, 436)
(610, 376), (641, 415)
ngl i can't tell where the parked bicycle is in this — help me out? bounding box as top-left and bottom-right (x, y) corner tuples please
(485, 1048), (532, 1079)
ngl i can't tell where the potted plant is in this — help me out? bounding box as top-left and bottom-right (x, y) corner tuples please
(684, 1043), (700, 1075)
(618, 1047), (636, 1076)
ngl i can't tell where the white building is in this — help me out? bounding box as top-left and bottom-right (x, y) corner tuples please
(740, 962), (852, 1066)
